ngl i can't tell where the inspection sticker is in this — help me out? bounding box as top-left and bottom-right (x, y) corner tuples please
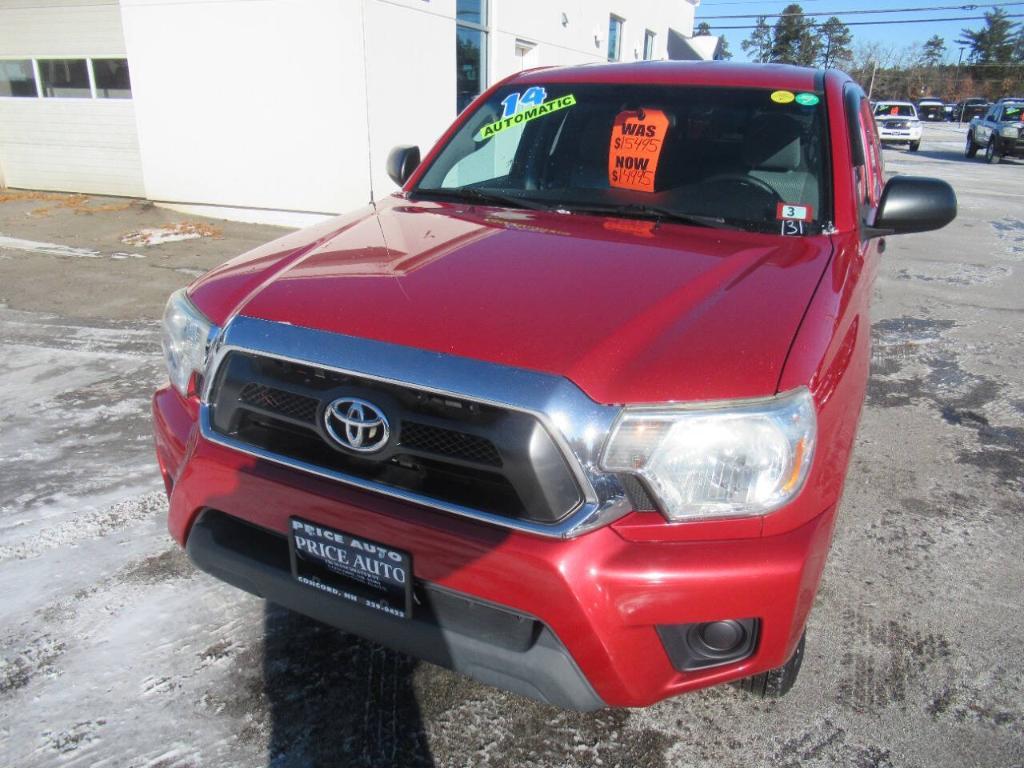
(475, 93), (577, 141)
(608, 108), (669, 192)
(771, 90), (796, 104)
(777, 202), (813, 221)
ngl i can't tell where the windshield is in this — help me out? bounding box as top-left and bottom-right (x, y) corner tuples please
(414, 83), (830, 235)
(875, 103), (917, 118)
(1003, 104), (1023, 121)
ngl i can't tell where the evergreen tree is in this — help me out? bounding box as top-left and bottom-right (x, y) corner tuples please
(957, 8), (1020, 64)
(921, 35), (946, 66)
(719, 36), (733, 61)
(819, 17), (853, 68)
(742, 16), (774, 63)
(770, 4), (819, 66)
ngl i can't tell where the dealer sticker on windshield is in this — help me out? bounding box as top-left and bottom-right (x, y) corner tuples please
(777, 203), (813, 221)
(609, 108), (669, 192)
(289, 518), (413, 619)
(475, 90), (577, 141)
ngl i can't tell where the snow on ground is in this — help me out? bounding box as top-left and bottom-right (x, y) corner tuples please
(120, 224), (220, 248)
(0, 235), (144, 260)
(0, 308), (269, 767)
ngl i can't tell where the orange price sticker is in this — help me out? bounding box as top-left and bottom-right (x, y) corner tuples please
(608, 109), (669, 193)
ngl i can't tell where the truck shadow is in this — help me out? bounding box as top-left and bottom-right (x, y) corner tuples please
(262, 602), (435, 767)
(893, 148), (972, 163)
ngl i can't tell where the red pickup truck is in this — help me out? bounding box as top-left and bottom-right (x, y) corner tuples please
(153, 62), (956, 709)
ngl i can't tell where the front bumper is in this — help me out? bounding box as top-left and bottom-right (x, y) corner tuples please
(878, 132), (921, 143)
(155, 386), (837, 708)
(996, 136), (1024, 157)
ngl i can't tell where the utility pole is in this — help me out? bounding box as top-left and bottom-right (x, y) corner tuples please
(955, 47), (966, 123)
(867, 59), (878, 99)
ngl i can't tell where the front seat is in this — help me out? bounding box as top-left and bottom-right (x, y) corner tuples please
(743, 113), (818, 207)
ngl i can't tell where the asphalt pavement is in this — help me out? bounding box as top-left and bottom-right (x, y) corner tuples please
(0, 124), (1021, 767)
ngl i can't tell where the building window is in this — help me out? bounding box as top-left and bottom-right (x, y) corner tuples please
(0, 60), (37, 97)
(38, 59), (91, 98)
(643, 30), (656, 60)
(92, 58), (132, 99)
(608, 15), (624, 61)
(0, 58), (132, 100)
(456, 0), (488, 113)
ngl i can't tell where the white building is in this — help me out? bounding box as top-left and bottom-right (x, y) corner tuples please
(0, 0), (700, 225)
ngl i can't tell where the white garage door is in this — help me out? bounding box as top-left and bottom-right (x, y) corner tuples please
(0, 0), (145, 197)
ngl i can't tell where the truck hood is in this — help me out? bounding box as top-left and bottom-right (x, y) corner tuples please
(195, 197), (833, 405)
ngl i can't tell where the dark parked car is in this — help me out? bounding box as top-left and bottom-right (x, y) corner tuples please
(917, 98), (945, 121)
(954, 98), (989, 122)
(966, 101), (1024, 163)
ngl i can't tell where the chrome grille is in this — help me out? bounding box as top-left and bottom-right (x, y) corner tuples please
(207, 350), (584, 524)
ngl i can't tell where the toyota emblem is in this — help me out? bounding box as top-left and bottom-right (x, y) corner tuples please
(323, 397), (390, 453)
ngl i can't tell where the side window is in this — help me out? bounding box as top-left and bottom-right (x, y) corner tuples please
(846, 88), (882, 214)
(858, 99), (883, 207)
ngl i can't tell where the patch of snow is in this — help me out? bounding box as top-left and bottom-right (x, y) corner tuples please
(0, 235), (101, 259)
(120, 223), (221, 247)
(0, 235), (145, 261)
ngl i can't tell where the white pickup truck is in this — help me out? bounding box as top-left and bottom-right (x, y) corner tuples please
(873, 101), (923, 152)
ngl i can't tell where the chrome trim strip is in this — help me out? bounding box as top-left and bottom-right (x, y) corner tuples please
(199, 316), (631, 539)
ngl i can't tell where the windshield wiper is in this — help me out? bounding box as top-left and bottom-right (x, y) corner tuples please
(562, 202), (741, 231)
(411, 187), (554, 211)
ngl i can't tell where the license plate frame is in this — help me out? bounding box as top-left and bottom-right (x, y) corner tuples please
(288, 517), (413, 620)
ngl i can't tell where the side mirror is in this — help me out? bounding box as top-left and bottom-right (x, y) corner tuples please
(386, 145), (421, 187)
(871, 175), (957, 236)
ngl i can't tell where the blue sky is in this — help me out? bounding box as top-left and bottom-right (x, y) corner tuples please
(697, 0), (1014, 63)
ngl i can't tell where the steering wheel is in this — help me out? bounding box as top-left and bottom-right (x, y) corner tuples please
(702, 174), (783, 202)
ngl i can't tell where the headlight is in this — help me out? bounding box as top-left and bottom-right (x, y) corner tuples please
(161, 289), (216, 397)
(1000, 125), (1020, 139)
(601, 388), (816, 522)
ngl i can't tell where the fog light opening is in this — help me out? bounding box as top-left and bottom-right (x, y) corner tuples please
(696, 620), (747, 654)
(657, 618), (760, 672)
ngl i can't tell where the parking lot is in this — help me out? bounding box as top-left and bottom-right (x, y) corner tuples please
(0, 123), (1021, 767)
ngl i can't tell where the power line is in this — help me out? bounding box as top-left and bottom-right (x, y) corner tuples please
(709, 13), (1024, 30)
(701, 1), (1024, 20)
(701, 0), (850, 4)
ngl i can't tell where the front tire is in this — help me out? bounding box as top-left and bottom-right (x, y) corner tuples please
(735, 631), (806, 698)
(965, 133), (978, 157)
(985, 139), (1000, 164)
(909, 141), (920, 152)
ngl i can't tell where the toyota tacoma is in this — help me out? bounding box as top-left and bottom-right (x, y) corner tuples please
(153, 62), (956, 709)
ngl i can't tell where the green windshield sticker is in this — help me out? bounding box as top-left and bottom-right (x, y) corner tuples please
(795, 92), (820, 106)
(475, 94), (577, 141)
